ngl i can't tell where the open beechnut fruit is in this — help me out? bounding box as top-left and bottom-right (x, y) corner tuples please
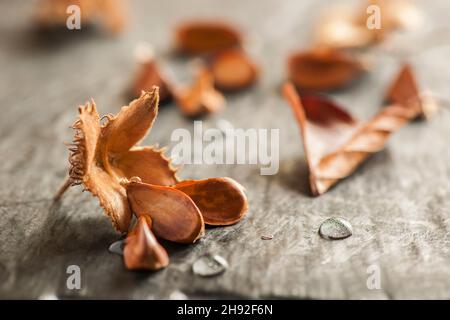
(283, 64), (437, 196)
(55, 86), (248, 271)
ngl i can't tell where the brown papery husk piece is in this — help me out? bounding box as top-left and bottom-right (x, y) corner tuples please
(174, 20), (242, 55)
(174, 177), (248, 226)
(210, 48), (259, 91)
(125, 180), (205, 243)
(34, 0), (127, 34)
(282, 64), (432, 195)
(124, 216), (169, 271)
(174, 68), (225, 117)
(131, 59), (173, 103)
(287, 49), (367, 91)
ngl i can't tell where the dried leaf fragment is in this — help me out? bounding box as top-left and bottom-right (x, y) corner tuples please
(386, 64), (438, 119)
(34, 0), (127, 34)
(287, 49), (366, 91)
(174, 68), (225, 117)
(125, 180), (205, 243)
(283, 65), (429, 195)
(174, 177), (248, 226)
(124, 216), (169, 270)
(174, 20), (242, 55)
(210, 48), (259, 91)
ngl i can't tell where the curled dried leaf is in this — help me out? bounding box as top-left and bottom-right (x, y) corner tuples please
(124, 216), (169, 271)
(174, 68), (225, 117)
(125, 180), (205, 243)
(63, 87), (177, 232)
(34, 0), (127, 34)
(283, 66), (426, 195)
(174, 20), (242, 55)
(210, 48), (259, 91)
(287, 49), (366, 91)
(174, 177), (248, 226)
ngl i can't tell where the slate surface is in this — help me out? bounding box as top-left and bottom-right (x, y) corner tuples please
(0, 0), (449, 299)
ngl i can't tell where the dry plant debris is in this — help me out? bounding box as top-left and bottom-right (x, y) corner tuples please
(131, 20), (259, 118)
(34, 0), (127, 34)
(287, 49), (367, 91)
(288, 0), (422, 92)
(210, 48), (259, 91)
(174, 67), (225, 117)
(174, 20), (259, 92)
(315, 0), (422, 50)
(130, 46), (173, 102)
(283, 64), (436, 195)
(56, 87), (248, 270)
(174, 21), (242, 55)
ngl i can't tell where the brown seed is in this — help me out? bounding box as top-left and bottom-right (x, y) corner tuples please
(174, 20), (242, 55)
(287, 49), (366, 91)
(174, 177), (248, 226)
(124, 216), (169, 270)
(261, 235), (273, 240)
(210, 48), (258, 91)
(125, 180), (205, 243)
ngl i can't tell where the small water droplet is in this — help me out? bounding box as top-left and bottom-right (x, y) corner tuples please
(192, 254), (229, 277)
(261, 234), (273, 240)
(108, 239), (125, 255)
(319, 217), (353, 240)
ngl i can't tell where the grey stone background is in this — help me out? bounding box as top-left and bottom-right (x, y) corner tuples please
(0, 0), (449, 299)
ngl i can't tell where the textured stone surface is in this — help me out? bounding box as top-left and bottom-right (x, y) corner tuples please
(0, 0), (449, 299)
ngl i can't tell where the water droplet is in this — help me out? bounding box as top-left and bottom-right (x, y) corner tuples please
(319, 217), (353, 240)
(261, 234), (273, 240)
(192, 254), (229, 277)
(108, 239), (125, 255)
